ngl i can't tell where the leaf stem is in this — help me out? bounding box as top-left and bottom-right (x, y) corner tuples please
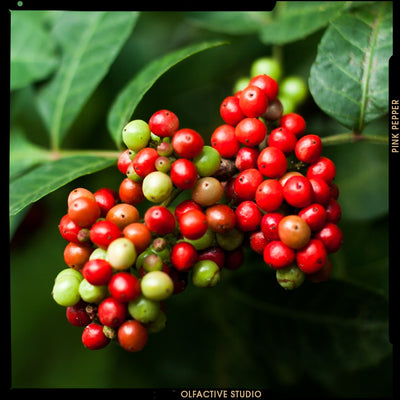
(321, 132), (388, 146)
(51, 149), (121, 161)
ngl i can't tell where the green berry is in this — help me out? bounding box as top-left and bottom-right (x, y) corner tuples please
(55, 268), (83, 283)
(107, 238), (137, 271)
(279, 76), (308, 105)
(276, 265), (305, 290)
(122, 120), (151, 151)
(250, 57), (282, 81)
(142, 171), (173, 203)
(146, 310), (167, 334)
(78, 279), (107, 303)
(183, 228), (215, 250)
(142, 253), (163, 272)
(279, 96), (296, 115)
(52, 274), (81, 306)
(89, 248), (108, 261)
(141, 271), (174, 301)
(233, 76), (250, 93)
(193, 145), (221, 177)
(216, 228), (244, 251)
(128, 294), (160, 324)
(192, 260), (220, 288)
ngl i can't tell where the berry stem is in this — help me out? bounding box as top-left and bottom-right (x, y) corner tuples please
(160, 187), (183, 208)
(321, 132), (388, 146)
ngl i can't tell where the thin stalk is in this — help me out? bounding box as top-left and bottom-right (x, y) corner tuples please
(321, 132), (388, 146)
(51, 148), (121, 161)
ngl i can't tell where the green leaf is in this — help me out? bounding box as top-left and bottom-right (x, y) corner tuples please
(9, 155), (116, 216)
(107, 40), (227, 148)
(10, 11), (59, 91)
(309, 2), (392, 131)
(37, 11), (139, 148)
(258, 1), (349, 45)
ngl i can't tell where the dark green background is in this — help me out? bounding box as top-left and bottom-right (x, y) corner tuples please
(10, 10), (391, 395)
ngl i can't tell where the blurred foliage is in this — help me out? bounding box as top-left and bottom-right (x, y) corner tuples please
(9, 4), (392, 395)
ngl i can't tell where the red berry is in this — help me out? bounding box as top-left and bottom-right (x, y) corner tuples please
(82, 259), (113, 286)
(280, 113), (306, 137)
(118, 320), (148, 352)
(119, 178), (145, 205)
(235, 117), (267, 147)
(63, 242), (93, 270)
(144, 205), (176, 236)
(248, 74), (279, 101)
(211, 124), (241, 158)
(206, 204), (237, 233)
(255, 179), (284, 212)
(306, 156), (336, 184)
(123, 223), (152, 254)
(235, 146), (259, 171)
(149, 109), (179, 138)
(133, 147), (158, 177)
(98, 297), (127, 328)
(235, 200), (262, 232)
(66, 300), (91, 327)
(325, 198), (342, 224)
(261, 212), (284, 241)
(172, 128), (204, 158)
(118, 149), (133, 174)
(82, 323), (110, 350)
(174, 199), (203, 221)
(68, 197), (101, 228)
(309, 177), (331, 206)
(89, 220), (122, 248)
(283, 175), (314, 208)
(108, 272), (141, 302)
(295, 134), (322, 164)
(179, 209), (208, 240)
(234, 168), (263, 201)
(268, 126), (297, 155)
(93, 188), (118, 217)
(249, 231), (269, 254)
(239, 85), (268, 118)
(257, 146), (287, 178)
(170, 242), (198, 271)
(298, 203), (327, 231)
(296, 239), (327, 274)
(314, 222), (343, 253)
(197, 246), (225, 269)
(263, 241), (296, 269)
(170, 158), (198, 190)
(220, 95), (246, 126)
(59, 214), (88, 244)
(224, 247), (245, 270)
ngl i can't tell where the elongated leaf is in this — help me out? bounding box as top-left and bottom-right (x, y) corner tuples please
(9, 156), (116, 216)
(259, 1), (349, 45)
(309, 2), (392, 131)
(10, 11), (59, 90)
(107, 40), (227, 148)
(37, 11), (139, 148)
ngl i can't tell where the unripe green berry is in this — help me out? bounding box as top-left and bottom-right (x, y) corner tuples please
(276, 265), (305, 290)
(250, 57), (282, 81)
(193, 146), (221, 177)
(183, 228), (215, 250)
(128, 294), (160, 323)
(107, 237), (137, 270)
(142, 171), (173, 203)
(142, 253), (163, 272)
(141, 271), (174, 301)
(122, 120), (151, 151)
(192, 260), (220, 288)
(233, 76), (250, 93)
(78, 279), (108, 303)
(216, 228), (244, 251)
(279, 76), (308, 105)
(55, 268), (83, 283)
(89, 248), (108, 261)
(52, 275), (81, 306)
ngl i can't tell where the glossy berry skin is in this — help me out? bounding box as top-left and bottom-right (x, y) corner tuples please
(249, 74), (279, 101)
(255, 179), (284, 212)
(119, 178), (145, 206)
(234, 168), (263, 201)
(82, 323), (110, 350)
(118, 320), (148, 352)
(192, 260), (220, 288)
(132, 147), (158, 178)
(239, 85), (268, 118)
(206, 204), (237, 234)
(179, 209), (208, 240)
(82, 259), (113, 286)
(122, 120), (151, 152)
(235, 146), (259, 171)
(174, 199), (203, 221)
(141, 271), (174, 301)
(211, 124), (241, 158)
(263, 241), (296, 269)
(68, 197), (100, 228)
(314, 222), (343, 253)
(170, 158), (198, 190)
(66, 300), (91, 327)
(118, 149), (133, 174)
(268, 127), (297, 155)
(89, 220), (121, 249)
(309, 177), (331, 206)
(295, 134), (322, 164)
(283, 175), (314, 208)
(257, 146), (287, 178)
(280, 113), (306, 137)
(98, 297), (127, 328)
(296, 238), (327, 274)
(306, 156), (336, 184)
(298, 203), (327, 231)
(59, 214), (87, 244)
(122, 223), (152, 254)
(261, 212), (284, 241)
(149, 109), (179, 138)
(172, 128), (204, 158)
(64, 242), (93, 270)
(106, 203), (140, 230)
(170, 242), (198, 271)
(191, 177), (224, 207)
(197, 246), (225, 269)
(220, 96), (245, 126)
(235, 201), (262, 232)
(249, 231), (269, 254)
(144, 206), (176, 236)
(93, 188), (117, 217)
(235, 117), (267, 147)
(278, 215), (311, 250)
(325, 198), (342, 224)
(67, 188), (95, 207)
(108, 272), (141, 302)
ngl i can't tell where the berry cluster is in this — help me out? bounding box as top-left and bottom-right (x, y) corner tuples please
(52, 72), (342, 352)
